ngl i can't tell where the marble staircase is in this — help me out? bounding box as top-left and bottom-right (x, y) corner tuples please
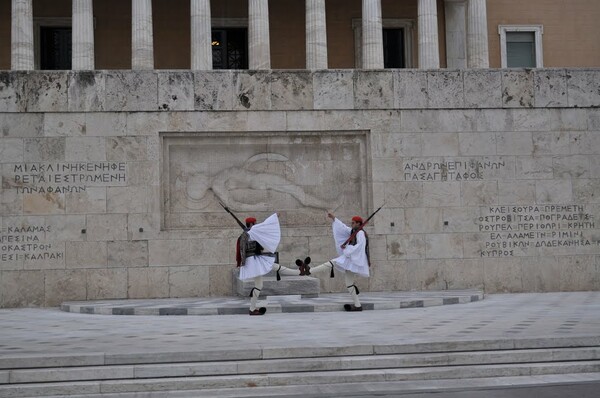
(1, 338), (599, 397)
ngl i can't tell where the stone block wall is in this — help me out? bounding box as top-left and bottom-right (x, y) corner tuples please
(0, 68), (599, 307)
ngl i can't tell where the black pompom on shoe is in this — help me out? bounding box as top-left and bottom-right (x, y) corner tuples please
(303, 257), (311, 275)
(296, 259), (309, 276)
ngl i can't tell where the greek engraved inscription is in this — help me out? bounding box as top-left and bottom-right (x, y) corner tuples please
(5, 162), (127, 193)
(478, 205), (598, 257)
(403, 159), (506, 181)
(0, 225), (64, 262)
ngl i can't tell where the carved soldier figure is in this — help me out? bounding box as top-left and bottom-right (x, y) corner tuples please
(236, 214), (301, 315)
(299, 212), (370, 311)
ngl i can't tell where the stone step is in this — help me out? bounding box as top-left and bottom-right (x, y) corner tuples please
(31, 373), (600, 398)
(1, 335), (598, 370)
(2, 347), (599, 385)
(1, 361), (599, 397)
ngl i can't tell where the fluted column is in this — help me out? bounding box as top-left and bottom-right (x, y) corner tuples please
(191, 0), (212, 70)
(11, 0), (34, 70)
(72, 0), (95, 70)
(362, 0), (383, 69)
(306, 0), (327, 69)
(466, 0), (489, 68)
(444, 0), (466, 69)
(418, 0), (440, 69)
(132, 0), (154, 69)
(248, 0), (270, 69)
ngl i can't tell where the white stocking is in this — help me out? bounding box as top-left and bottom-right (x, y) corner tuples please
(271, 262), (301, 276)
(250, 276), (263, 311)
(345, 271), (361, 308)
(309, 260), (334, 275)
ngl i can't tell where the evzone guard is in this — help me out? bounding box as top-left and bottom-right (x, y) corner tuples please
(236, 214), (302, 315)
(220, 202), (302, 315)
(297, 212), (373, 311)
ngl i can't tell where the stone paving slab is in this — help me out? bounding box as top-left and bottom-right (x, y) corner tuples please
(60, 290), (483, 316)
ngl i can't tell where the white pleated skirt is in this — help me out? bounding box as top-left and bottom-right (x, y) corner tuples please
(238, 255), (275, 280)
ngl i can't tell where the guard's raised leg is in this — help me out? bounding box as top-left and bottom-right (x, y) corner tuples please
(305, 260), (335, 278)
(271, 262), (301, 279)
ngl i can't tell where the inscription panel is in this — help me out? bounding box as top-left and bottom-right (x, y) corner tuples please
(0, 224), (65, 267)
(403, 157), (509, 181)
(2, 162), (128, 194)
(162, 132), (370, 229)
(477, 204), (599, 257)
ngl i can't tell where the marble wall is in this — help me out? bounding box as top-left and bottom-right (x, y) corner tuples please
(0, 68), (599, 307)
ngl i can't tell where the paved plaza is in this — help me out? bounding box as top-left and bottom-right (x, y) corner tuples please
(0, 291), (598, 359)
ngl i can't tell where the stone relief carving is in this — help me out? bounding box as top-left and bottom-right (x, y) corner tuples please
(162, 133), (369, 229)
(176, 153), (340, 211)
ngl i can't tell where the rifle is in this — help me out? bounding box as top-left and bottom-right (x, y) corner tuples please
(341, 205), (384, 248)
(218, 202), (248, 231)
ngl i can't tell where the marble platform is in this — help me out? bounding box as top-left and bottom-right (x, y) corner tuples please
(60, 289), (484, 316)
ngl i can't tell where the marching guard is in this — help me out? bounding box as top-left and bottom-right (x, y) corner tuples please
(299, 211), (374, 311)
(234, 213), (301, 315)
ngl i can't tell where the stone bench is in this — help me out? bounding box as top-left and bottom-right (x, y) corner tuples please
(233, 269), (320, 298)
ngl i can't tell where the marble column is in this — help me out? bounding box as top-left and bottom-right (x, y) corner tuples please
(72, 0), (95, 70)
(467, 0), (489, 68)
(418, 0), (440, 69)
(444, 0), (466, 69)
(11, 0), (34, 70)
(191, 0), (212, 70)
(306, 0), (327, 69)
(132, 0), (154, 69)
(362, 0), (383, 69)
(248, 0), (270, 69)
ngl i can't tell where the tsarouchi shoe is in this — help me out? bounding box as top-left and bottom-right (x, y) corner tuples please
(344, 304), (363, 312)
(296, 259), (309, 276)
(303, 257), (311, 275)
(249, 307), (267, 315)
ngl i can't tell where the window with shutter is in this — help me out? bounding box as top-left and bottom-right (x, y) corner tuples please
(498, 25), (543, 68)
